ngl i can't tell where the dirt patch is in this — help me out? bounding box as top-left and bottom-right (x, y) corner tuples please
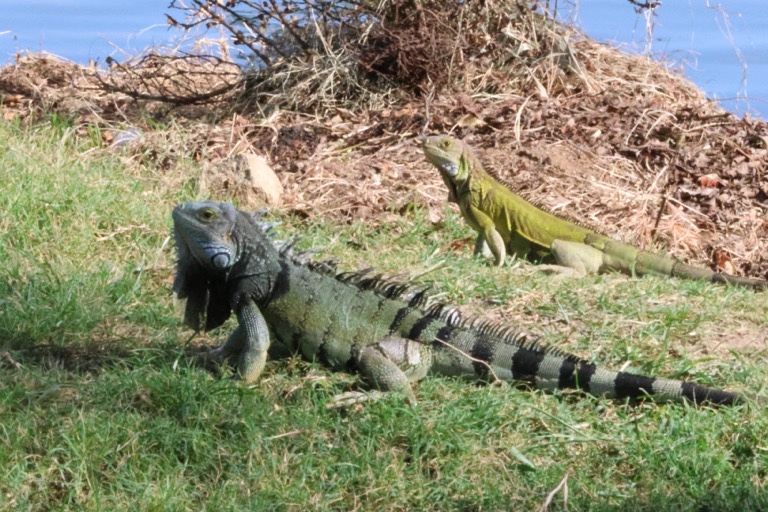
(697, 324), (767, 357)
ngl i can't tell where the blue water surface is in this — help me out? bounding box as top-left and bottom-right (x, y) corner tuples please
(572, 0), (768, 119)
(1, 1), (767, 119)
(1, 0), (174, 64)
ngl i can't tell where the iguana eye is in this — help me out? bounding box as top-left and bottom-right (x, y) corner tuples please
(198, 207), (217, 221)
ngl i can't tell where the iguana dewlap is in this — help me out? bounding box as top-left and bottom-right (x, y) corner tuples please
(422, 134), (768, 290)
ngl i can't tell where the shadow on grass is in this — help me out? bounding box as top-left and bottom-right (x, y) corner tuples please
(0, 332), (223, 378)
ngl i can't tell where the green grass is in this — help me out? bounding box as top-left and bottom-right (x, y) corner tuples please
(1, 119), (767, 511)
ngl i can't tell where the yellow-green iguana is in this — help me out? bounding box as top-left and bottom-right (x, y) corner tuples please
(422, 134), (768, 289)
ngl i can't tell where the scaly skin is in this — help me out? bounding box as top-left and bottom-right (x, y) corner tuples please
(172, 201), (742, 406)
(423, 134), (768, 289)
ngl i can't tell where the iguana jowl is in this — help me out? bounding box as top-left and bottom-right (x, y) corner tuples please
(172, 201), (740, 406)
(422, 134), (768, 289)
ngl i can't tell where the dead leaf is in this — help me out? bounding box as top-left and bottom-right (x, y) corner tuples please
(426, 208), (444, 225)
(698, 173), (722, 188)
(456, 114), (486, 128)
(713, 248), (735, 274)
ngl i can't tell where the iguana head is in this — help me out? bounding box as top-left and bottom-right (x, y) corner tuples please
(172, 201), (281, 331)
(422, 135), (467, 177)
(171, 201), (243, 331)
(422, 135), (477, 201)
(173, 201), (241, 272)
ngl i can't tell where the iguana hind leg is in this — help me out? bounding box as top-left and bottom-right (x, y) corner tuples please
(550, 239), (606, 276)
(356, 337), (433, 405)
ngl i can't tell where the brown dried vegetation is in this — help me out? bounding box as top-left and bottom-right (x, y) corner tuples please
(1, 0), (767, 277)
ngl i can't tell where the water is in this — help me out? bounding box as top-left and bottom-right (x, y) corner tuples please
(570, 0), (768, 118)
(1, 1), (767, 119)
(1, 0), (175, 64)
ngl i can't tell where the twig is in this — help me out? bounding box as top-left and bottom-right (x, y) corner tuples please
(626, 0), (661, 11)
(539, 471), (570, 511)
(433, 337), (500, 383)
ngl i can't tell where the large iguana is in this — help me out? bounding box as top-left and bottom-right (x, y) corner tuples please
(422, 134), (768, 289)
(172, 200), (741, 406)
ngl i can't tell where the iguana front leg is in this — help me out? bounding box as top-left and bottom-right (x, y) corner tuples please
(210, 299), (271, 384)
(208, 324), (246, 367)
(466, 204), (507, 267)
(473, 234), (493, 259)
(356, 336), (432, 405)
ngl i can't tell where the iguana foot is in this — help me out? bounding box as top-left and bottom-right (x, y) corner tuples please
(326, 390), (387, 409)
(473, 235), (494, 259)
(181, 344), (234, 379)
(206, 345), (231, 362)
(197, 346), (266, 384)
(535, 264), (586, 278)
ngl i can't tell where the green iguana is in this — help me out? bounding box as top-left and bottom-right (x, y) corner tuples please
(172, 200), (741, 406)
(422, 134), (768, 289)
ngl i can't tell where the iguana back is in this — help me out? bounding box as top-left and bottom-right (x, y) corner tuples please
(423, 134), (768, 289)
